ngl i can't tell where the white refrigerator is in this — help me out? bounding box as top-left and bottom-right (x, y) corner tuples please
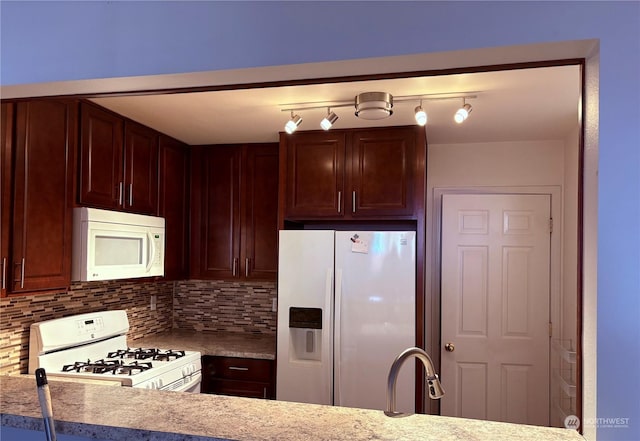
(276, 230), (416, 413)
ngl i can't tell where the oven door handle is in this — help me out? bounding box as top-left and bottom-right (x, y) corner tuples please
(171, 372), (202, 393)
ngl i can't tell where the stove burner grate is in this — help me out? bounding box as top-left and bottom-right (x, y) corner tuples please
(107, 348), (186, 361)
(62, 359), (153, 375)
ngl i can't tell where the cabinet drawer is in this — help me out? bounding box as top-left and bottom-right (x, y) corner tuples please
(203, 356), (273, 382)
(205, 379), (273, 399)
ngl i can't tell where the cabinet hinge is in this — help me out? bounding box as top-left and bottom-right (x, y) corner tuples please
(549, 322), (553, 337)
(549, 218), (553, 233)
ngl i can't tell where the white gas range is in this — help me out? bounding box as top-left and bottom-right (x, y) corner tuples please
(28, 310), (201, 392)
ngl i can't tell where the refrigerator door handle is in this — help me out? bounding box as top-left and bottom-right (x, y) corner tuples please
(334, 268), (343, 406)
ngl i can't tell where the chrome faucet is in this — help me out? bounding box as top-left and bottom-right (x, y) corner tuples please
(385, 347), (445, 416)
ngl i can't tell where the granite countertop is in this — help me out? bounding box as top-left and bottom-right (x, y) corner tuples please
(131, 330), (276, 360)
(0, 376), (584, 441)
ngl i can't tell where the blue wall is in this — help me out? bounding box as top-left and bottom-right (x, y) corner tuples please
(1, 2), (639, 440)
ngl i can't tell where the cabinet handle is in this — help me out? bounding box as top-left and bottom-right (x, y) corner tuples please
(228, 366), (249, 371)
(245, 258), (250, 277)
(20, 258), (25, 289)
(129, 183), (133, 206)
(2, 257), (6, 290)
(337, 191), (341, 214)
(118, 182), (124, 206)
(352, 191), (356, 213)
(232, 258), (238, 277)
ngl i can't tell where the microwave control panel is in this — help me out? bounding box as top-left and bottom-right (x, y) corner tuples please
(152, 232), (163, 265)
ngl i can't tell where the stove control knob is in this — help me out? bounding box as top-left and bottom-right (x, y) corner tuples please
(158, 379), (163, 388)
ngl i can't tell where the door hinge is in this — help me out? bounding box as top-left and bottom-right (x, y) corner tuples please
(549, 322), (553, 337)
(549, 218), (553, 233)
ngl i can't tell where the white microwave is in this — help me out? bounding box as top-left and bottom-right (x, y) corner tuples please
(72, 207), (165, 281)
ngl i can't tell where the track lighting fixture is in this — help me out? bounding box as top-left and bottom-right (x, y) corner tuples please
(414, 101), (427, 126)
(281, 92), (477, 134)
(320, 109), (339, 130)
(454, 100), (472, 124)
(284, 112), (302, 134)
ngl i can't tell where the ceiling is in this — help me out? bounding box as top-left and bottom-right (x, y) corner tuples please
(90, 64), (581, 146)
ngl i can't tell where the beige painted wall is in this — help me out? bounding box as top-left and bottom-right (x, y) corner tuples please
(427, 139), (565, 187)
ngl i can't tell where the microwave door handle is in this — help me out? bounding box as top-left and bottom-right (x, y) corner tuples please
(146, 231), (156, 273)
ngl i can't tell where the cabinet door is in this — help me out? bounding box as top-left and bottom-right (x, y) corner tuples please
(201, 356), (275, 399)
(194, 146), (241, 279)
(158, 135), (189, 280)
(123, 121), (159, 214)
(1, 102), (13, 296)
(11, 100), (76, 293)
(205, 379), (274, 399)
(241, 144), (278, 280)
(284, 132), (346, 218)
(349, 127), (416, 217)
(78, 102), (123, 209)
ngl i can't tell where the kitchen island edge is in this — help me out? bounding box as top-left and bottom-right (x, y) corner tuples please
(1, 376), (583, 441)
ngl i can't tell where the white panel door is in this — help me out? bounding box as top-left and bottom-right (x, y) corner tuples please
(277, 230), (335, 405)
(440, 194), (550, 426)
(334, 231), (416, 413)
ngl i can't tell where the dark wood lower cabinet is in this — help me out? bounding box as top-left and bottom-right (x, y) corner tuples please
(201, 356), (275, 399)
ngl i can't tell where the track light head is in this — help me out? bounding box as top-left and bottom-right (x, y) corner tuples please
(320, 109), (339, 130)
(285, 113), (302, 134)
(414, 105), (427, 126)
(454, 103), (472, 124)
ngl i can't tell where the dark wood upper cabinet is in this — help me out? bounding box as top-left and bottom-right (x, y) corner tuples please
(191, 143), (278, 281)
(79, 102), (123, 210)
(283, 131), (346, 218)
(123, 121), (159, 214)
(9, 100), (77, 294)
(192, 145), (241, 280)
(79, 102), (158, 215)
(241, 144), (279, 280)
(348, 128), (415, 217)
(1, 102), (14, 296)
(280, 126), (422, 221)
(158, 135), (190, 280)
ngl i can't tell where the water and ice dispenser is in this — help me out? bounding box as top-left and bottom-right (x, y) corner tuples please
(288, 307), (322, 361)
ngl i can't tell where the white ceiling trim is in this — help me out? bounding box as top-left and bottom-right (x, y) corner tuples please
(0, 39), (595, 99)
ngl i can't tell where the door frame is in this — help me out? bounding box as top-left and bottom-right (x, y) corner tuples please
(426, 185), (564, 418)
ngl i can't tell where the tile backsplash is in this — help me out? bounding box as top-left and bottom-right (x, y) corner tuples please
(0, 278), (276, 376)
(173, 280), (277, 334)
